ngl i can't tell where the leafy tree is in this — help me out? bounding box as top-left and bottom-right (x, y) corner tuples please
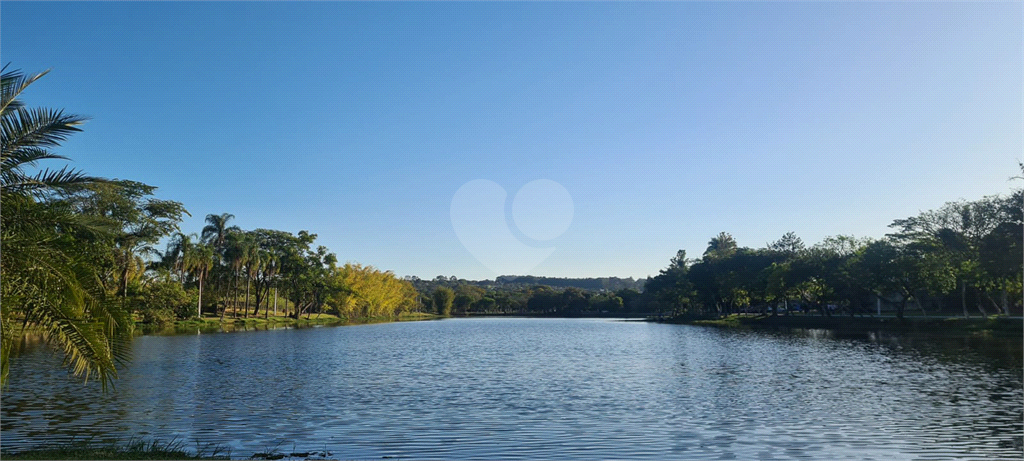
(809, 235), (872, 317)
(70, 180), (187, 301)
(432, 287), (455, 316)
(329, 263), (418, 319)
(473, 296), (497, 313)
(560, 287), (590, 315)
(704, 232), (738, 260)
(453, 284), (485, 314)
(976, 191), (1023, 314)
(278, 231), (338, 319)
(768, 231), (805, 256)
(129, 271), (197, 325)
(890, 196), (1008, 317)
(644, 250), (696, 316)
(857, 238), (952, 319)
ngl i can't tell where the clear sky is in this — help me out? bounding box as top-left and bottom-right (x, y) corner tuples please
(2, 2), (1021, 280)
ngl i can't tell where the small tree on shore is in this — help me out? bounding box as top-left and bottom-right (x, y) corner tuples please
(432, 287), (454, 316)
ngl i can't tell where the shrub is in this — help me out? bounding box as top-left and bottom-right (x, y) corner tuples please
(130, 280), (197, 324)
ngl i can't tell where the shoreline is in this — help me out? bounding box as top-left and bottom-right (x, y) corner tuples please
(658, 313), (1024, 339)
(142, 311), (442, 335)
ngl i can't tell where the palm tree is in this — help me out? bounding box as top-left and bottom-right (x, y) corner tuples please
(1, 67), (93, 198)
(243, 240), (264, 318)
(201, 213), (237, 312)
(1, 66), (130, 388)
(183, 243), (215, 319)
(201, 213), (236, 252)
(223, 231), (251, 319)
(164, 232), (196, 285)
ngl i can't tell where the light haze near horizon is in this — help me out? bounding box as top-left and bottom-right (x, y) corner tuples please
(1, 2), (1020, 280)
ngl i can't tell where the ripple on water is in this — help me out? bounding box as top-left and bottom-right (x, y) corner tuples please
(2, 318), (1022, 460)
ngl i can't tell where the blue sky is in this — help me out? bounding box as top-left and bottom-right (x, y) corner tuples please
(2, 2), (1021, 280)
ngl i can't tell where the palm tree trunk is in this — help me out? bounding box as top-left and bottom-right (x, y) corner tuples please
(197, 272), (204, 320)
(244, 278), (250, 318)
(221, 272), (231, 321)
(232, 271), (239, 319)
(121, 265), (130, 302)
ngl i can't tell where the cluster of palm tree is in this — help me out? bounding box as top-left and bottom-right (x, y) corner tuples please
(159, 214), (282, 320)
(157, 214), (367, 321)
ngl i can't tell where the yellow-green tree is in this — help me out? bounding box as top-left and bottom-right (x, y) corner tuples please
(329, 263), (419, 319)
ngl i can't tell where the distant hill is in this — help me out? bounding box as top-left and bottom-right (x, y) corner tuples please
(491, 275), (644, 292)
(406, 275), (645, 293)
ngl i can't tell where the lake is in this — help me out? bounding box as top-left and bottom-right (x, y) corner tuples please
(2, 317), (1022, 460)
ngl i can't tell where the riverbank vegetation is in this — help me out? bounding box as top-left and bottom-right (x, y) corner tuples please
(683, 313), (1022, 339)
(641, 190), (1022, 322)
(0, 67), (422, 387)
(410, 280), (647, 317)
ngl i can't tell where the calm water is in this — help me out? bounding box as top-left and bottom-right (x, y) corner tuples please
(3, 318), (1022, 460)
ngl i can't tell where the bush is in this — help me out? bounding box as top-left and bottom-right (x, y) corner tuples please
(130, 280), (197, 324)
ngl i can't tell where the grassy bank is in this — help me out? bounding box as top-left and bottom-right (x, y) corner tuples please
(669, 313), (1023, 339)
(141, 311), (441, 335)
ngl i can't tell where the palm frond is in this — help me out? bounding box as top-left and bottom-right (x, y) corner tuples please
(1, 106), (87, 157)
(1, 145), (70, 170)
(3, 234), (127, 389)
(1, 65), (49, 116)
(1, 66), (132, 390)
(4, 166), (99, 198)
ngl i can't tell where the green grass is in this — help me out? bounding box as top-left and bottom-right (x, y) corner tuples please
(1, 438), (229, 460)
(691, 314), (747, 328)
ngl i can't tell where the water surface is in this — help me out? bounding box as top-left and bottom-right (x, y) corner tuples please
(3, 318), (1022, 459)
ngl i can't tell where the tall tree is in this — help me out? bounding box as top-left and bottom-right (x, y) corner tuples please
(201, 213), (236, 252)
(183, 242), (215, 318)
(71, 180), (187, 301)
(223, 231), (253, 319)
(704, 232), (738, 260)
(890, 196), (1006, 317)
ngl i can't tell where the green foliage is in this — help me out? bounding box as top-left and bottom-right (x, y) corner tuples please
(432, 287), (455, 316)
(69, 180), (188, 299)
(643, 187), (1023, 320)
(1, 67), (134, 388)
(130, 277), (199, 325)
(329, 263), (419, 319)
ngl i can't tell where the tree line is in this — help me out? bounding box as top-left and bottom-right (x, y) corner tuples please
(408, 278), (646, 317)
(0, 67), (418, 387)
(642, 190), (1022, 320)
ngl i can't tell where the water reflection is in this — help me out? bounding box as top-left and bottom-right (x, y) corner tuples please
(3, 318), (1022, 460)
